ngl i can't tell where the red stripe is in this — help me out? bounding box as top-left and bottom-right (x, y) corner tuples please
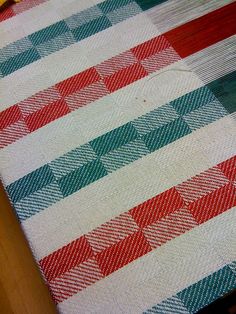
(56, 68), (100, 97)
(24, 99), (70, 132)
(96, 50), (137, 78)
(40, 235), (94, 282)
(0, 120), (29, 149)
(0, 105), (22, 130)
(49, 257), (104, 304)
(129, 187), (184, 228)
(12, 0), (47, 14)
(0, 34), (179, 147)
(0, 6), (14, 22)
(1, 4), (235, 146)
(103, 63), (148, 92)
(39, 155), (236, 303)
(218, 155), (236, 182)
(131, 35), (171, 61)
(189, 183), (236, 224)
(65, 80), (109, 111)
(141, 47), (180, 74)
(18, 86), (61, 117)
(143, 207), (198, 248)
(164, 2), (236, 58)
(96, 230), (152, 276)
(0, 0), (48, 23)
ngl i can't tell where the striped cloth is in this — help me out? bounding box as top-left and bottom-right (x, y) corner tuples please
(0, 0), (236, 312)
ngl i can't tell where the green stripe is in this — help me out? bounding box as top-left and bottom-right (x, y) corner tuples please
(90, 122), (139, 156)
(135, 0), (167, 10)
(58, 159), (108, 197)
(208, 72), (236, 114)
(144, 261), (236, 314)
(14, 182), (63, 221)
(143, 117), (192, 152)
(50, 144), (97, 179)
(171, 86), (216, 116)
(0, 48), (40, 76)
(0, 0), (168, 77)
(98, 0), (134, 14)
(7, 84), (231, 219)
(29, 21), (70, 46)
(132, 103), (179, 136)
(6, 165), (55, 203)
(101, 138), (149, 173)
(177, 264), (236, 312)
(72, 16), (112, 41)
(65, 6), (103, 29)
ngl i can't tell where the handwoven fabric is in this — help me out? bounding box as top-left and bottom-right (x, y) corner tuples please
(0, 0), (236, 313)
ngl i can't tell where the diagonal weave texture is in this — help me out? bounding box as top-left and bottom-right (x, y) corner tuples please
(0, 0), (236, 313)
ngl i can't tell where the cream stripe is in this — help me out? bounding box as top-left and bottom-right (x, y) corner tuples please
(186, 35), (236, 84)
(0, 60), (203, 185)
(0, 0), (103, 48)
(2, 34), (235, 183)
(1, 0), (232, 110)
(0, 13), (159, 110)
(147, 0), (234, 33)
(0, 31), (233, 158)
(22, 114), (236, 260)
(1, 0), (231, 50)
(58, 206), (236, 314)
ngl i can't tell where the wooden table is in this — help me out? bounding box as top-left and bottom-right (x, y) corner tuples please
(0, 182), (57, 314)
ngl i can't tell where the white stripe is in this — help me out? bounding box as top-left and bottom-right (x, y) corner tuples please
(1, 34), (234, 178)
(0, 0), (231, 51)
(147, 0), (234, 33)
(0, 0), (104, 48)
(185, 35), (236, 84)
(1, 0), (233, 110)
(22, 114), (236, 260)
(0, 60), (203, 184)
(0, 12), (159, 110)
(58, 206), (236, 314)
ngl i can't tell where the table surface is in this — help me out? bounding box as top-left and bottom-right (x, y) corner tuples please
(0, 182), (57, 314)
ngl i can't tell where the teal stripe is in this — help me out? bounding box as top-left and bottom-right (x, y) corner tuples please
(72, 15), (112, 41)
(0, 48), (40, 76)
(6, 165), (55, 203)
(143, 117), (192, 152)
(98, 0), (134, 14)
(0, 0), (168, 77)
(208, 72), (236, 114)
(58, 159), (108, 197)
(106, 2), (142, 25)
(14, 182), (63, 221)
(144, 261), (236, 314)
(7, 84), (229, 220)
(183, 100), (228, 131)
(171, 86), (216, 116)
(177, 264), (236, 312)
(135, 0), (167, 10)
(0, 37), (33, 63)
(36, 32), (76, 58)
(50, 144), (97, 180)
(101, 138), (149, 173)
(144, 296), (189, 314)
(65, 6), (103, 29)
(29, 21), (70, 46)
(90, 122), (139, 156)
(132, 103), (179, 136)
(229, 261), (236, 275)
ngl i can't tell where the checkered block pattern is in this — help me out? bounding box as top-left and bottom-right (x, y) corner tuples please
(0, 0), (236, 313)
(37, 156), (236, 303)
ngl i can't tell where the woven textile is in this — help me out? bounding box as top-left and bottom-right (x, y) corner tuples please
(0, 0), (236, 312)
